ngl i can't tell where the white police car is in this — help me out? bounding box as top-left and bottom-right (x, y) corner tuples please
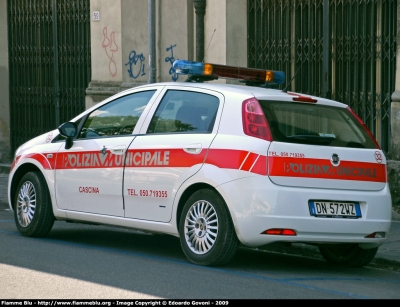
(8, 60), (392, 267)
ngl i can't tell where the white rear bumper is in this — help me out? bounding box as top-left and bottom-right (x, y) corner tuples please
(216, 176), (392, 247)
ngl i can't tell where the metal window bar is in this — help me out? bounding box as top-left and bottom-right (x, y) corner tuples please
(8, 0), (91, 154)
(248, 0), (396, 153)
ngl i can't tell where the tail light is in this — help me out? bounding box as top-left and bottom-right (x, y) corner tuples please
(365, 232), (386, 238)
(242, 98), (272, 141)
(261, 229), (297, 236)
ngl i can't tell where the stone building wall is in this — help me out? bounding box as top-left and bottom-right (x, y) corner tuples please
(387, 0), (400, 211)
(0, 1), (10, 163)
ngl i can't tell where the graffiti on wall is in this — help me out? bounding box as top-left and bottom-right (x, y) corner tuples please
(125, 50), (146, 79)
(102, 27), (119, 77)
(165, 44), (178, 82)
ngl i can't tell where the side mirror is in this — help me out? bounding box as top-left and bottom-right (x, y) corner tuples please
(58, 122), (77, 150)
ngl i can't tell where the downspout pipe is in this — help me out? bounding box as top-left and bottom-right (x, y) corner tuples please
(148, 0), (156, 84)
(193, 0), (206, 62)
(322, 0), (329, 98)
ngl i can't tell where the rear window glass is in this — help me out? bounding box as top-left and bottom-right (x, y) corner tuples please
(260, 100), (377, 149)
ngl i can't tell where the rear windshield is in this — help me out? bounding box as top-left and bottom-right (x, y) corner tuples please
(260, 100), (377, 149)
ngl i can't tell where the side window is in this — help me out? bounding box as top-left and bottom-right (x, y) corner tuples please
(79, 90), (156, 139)
(147, 90), (219, 134)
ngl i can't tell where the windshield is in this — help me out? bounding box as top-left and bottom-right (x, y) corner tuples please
(260, 100), (377, 149)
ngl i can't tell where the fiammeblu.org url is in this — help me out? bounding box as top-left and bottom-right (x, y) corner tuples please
(39, 302), (111, 306)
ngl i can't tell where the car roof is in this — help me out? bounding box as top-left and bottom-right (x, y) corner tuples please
(75, 82), (347, 122)
(131, 82), (348, 108)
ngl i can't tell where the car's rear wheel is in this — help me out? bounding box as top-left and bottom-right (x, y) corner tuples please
(319, 244), (378, 267)
(179, 189), (238, 266)
(14, 171), (54, 237)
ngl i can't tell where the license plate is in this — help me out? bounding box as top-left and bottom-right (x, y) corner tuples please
(309, 201), (361, 218)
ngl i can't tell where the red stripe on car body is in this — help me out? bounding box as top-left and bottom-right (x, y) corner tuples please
(17, 148), (269, 176)
(268, 156), (386, 182)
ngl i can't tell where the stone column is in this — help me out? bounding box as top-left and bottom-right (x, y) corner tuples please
(86, 0), (194, 107)
(86, 0), (124, 109)
(0, 1), (10, 162)
(204, 0), (247, 84)
(193, 0), (207, 62)
(387, 0), (400, 209)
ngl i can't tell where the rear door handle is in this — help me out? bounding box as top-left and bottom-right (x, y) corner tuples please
(183, 143), (202, 154)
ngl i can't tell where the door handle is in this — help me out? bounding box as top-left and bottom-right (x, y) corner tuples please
(183, 143), (202, 154)
(110, 145), (127, 155)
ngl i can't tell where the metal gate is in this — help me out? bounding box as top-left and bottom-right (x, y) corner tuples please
(248, 0), (397, 153)
(8, 0), (91, 153)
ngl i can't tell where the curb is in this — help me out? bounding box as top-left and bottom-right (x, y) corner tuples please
(257, 243), (400, 272)
(0, 204), (10, 211)
(0, 164), (11, 174)
(0, 164), (10, 211)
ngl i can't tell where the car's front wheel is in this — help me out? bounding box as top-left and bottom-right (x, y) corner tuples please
(319, 244), (378, 267)
(14, 171), (54, 237)
(179, 189), (238, 266)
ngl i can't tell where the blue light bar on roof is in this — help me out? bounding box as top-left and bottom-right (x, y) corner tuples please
(173, 60), (285, 84)
(173, 60), (206, 75)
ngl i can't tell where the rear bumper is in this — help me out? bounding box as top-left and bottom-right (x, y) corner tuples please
(216, 176), (392, 247)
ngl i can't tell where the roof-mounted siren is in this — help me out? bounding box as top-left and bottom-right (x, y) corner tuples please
(173, 60), (285, 86)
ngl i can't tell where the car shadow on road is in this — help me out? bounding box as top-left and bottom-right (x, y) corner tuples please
(40, 220), (383, 276)
(1, 216), (399, 299)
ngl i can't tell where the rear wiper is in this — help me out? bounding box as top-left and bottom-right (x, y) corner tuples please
(346, 141), (365, 148)
(287, 134), (335, 144)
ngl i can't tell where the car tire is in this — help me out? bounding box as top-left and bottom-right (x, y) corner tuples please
(14, 171), (54, 237)
(179, 189), (239, 266)
(319, 244), (378, 268)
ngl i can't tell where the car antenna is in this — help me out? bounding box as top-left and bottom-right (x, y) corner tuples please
(282, 60), (305, 93)
(203, 29), (216, 63)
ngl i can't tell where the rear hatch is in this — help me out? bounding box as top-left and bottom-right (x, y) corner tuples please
(259, 99), (386, 191)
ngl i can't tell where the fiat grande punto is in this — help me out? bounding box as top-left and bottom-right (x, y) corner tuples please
(8, 60), (392, 267)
